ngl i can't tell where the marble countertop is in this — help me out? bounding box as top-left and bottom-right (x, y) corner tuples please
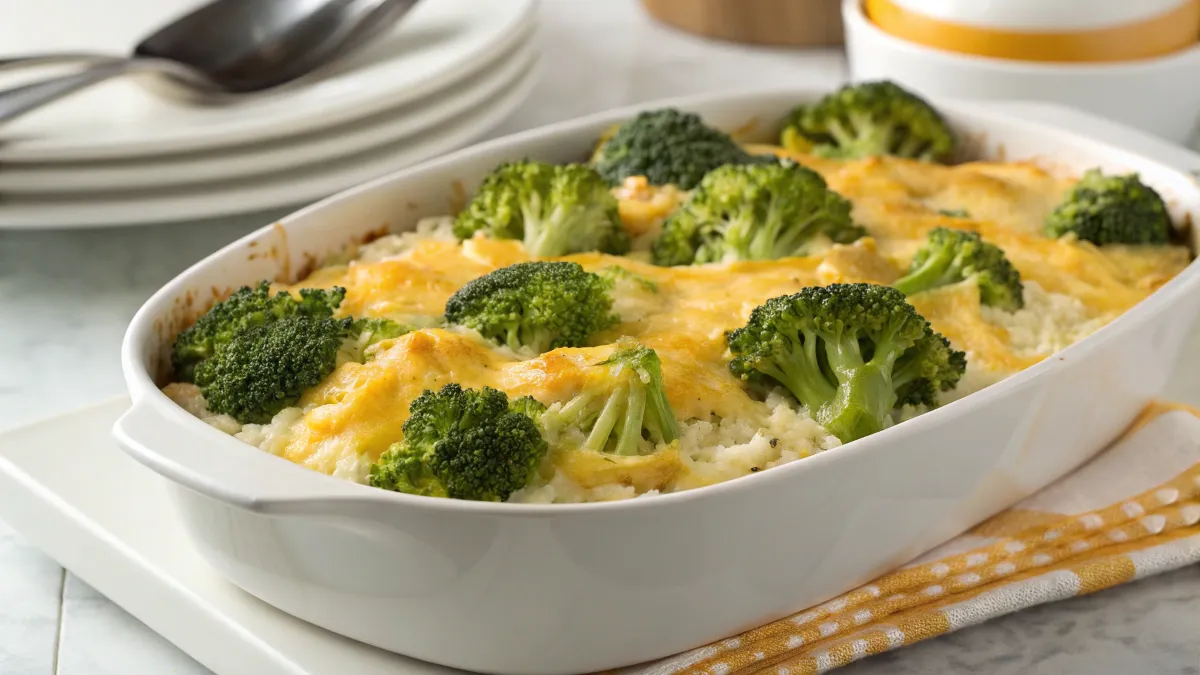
(0, 1), (1198, 673)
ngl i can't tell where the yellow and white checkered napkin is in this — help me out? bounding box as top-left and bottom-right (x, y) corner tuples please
(621, 401), (1200, 675)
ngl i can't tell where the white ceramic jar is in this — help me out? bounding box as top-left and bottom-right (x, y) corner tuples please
(844, 0), (1200, 142)
(865, 0), (1200, 62)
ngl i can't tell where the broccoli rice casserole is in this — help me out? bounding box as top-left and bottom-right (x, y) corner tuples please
(162, 81), (1192, 504)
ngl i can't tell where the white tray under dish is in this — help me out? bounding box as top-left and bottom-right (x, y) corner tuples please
(4, 322), (1200, 675)
(0, 397), (458, 675)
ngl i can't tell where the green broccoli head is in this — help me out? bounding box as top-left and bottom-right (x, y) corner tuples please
(892, 331), (968, 408)
(590, 108), (764, 189)
(894, 228), (1025, 311)
(195, 317), (349, 424)
(782, 81), (955, 162)
(351, 317), (411, 343)
(651, 161), (863, 266)
(444, 261), (617, 354)
(599, 265), (659, 293)
(539, 339), (680, 456)
(339, 317), (414, 363)
(452, 160), (630, 257)
(368, 384), (548, 501)
(171, 281), (345, 382)
(726, 283), (965, 443)
(1044, 169), (1172, 245)
(195, 315), (410, 424)
(509, 394), (548, 422)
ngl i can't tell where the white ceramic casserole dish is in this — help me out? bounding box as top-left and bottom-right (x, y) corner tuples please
(114, 90), (1200, 675)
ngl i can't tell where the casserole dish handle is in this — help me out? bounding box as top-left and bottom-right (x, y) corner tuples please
(113, 401), (366, 516)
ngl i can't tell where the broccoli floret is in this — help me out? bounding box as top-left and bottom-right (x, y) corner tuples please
(195, 317), (348, 424)
(352, 317), (411, 342)
(893, 331), (968, 408)
(600, 265), (659, 293)
(726, 283), (965, 443)
(452, 160), (630, 257)
(195, 316), (410, 424)
(782, 81), (955, 162)
(651, 161), (862, 266)
(171, 281), (345, 382)
(509, 394), (548, 421)
(368, 384), (548, 501)
(444, 261), (617, 354)
(539, 340), (680, 456)
(894, 228), (1025, 311)
(340, 317), (413, 362)
(1044, 169), (1171, 245)
(590, 108), (763, 189)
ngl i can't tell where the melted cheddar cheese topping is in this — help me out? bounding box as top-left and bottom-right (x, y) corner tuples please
(174, 151), (1192, 492)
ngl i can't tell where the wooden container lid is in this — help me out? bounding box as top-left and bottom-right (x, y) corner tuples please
(641, 0), (844, 47)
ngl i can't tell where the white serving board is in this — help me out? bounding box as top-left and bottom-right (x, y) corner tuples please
(2, 327), (1198, 675)
(0, 397), (460, 675)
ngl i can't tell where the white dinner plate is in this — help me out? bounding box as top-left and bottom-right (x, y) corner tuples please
(0, 56), (540, 229)
(0, 33), (539, 194)
(0, 0), (536, 162)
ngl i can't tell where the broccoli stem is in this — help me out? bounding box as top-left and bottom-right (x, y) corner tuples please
(500, 323), (557, 354)
(819, 365), (895, 442)
(557, 391), (598, 424)
(617, 381), (647, 456)
(518, 194), (552, 256)
(544, 343), (679, 456)
(760, 333), (838, 411)
(505, 324), (523, 352)
(891, 358), (924, 391)
(747, 205), (809, 260)
(893, 245), (958, 297)
(525, 205), (570, 257)
(821, 332), (866, 382)
(525, 203), (611, 258)
(896, 135), (927, 159)
(746, 210), (782, 260)
(762, 210), (825, 259)
(826, 118), (856, 149)
(519, 327), (557, 354)
(645, 381), (681, 443)
(849, 112), (895, 155)
(817, 334), (901, 443)
(584, 383), (628, 453)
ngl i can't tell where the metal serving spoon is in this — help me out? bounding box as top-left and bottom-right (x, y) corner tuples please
(0, 0), (419, 125)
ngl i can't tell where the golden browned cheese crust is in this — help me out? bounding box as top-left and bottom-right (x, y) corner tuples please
(266, 150), (1189, 474)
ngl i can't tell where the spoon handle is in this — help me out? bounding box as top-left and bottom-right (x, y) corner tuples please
(0, 53), (118, 72)
(0, 60), (134, 125)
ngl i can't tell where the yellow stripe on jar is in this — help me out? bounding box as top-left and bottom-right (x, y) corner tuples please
(864, 0), (1200, 63)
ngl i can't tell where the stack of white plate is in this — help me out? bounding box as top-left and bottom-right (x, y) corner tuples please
(0, 0), (540, 229)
